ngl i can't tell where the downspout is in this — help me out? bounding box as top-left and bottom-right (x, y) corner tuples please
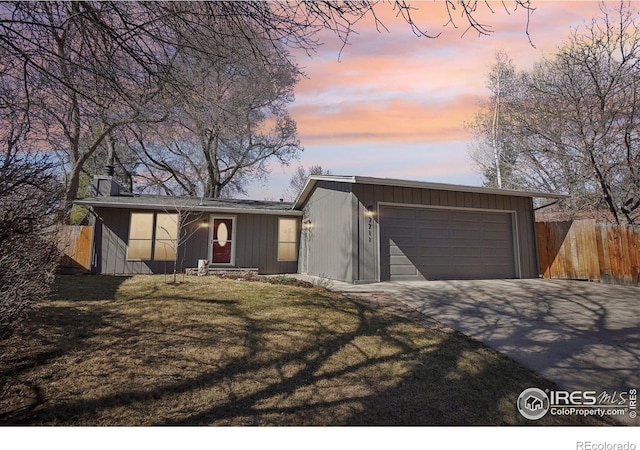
(84, 207), (99, 273)
(533, 198), (561, 212)
(532, 197), (562, 279)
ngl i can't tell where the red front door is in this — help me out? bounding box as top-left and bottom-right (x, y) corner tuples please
(212, 218), (233, 264)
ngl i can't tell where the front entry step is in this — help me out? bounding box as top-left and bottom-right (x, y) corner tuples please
(185, 267), (259, 277)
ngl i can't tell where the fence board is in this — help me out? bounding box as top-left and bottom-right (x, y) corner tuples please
(536, 219), (640, 286)
(575, 219), (599, 280)
(629, 226), (640, 284)
(535, 222), (552, 279)
(57, 225), (93, 272)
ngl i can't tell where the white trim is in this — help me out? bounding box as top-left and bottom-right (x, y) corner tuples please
(208, 215), (237, 266)
(277, 217), (299, 262)
(377, 202), (521, 280)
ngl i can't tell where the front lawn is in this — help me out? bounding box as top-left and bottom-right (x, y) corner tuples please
(0, 275), (611, 425)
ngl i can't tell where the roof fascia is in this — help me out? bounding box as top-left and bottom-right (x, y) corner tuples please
(355, 176), (569, 199)
(293, 174), (567, 207)
(74, 199), (303, 216)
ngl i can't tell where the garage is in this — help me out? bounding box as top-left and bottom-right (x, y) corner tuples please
(380, 205), (517, 281)
(295, 175), (563, 283)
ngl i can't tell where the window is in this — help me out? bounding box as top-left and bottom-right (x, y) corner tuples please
(278, 218), (298, 261)
(128, 213), (153, 259)
(154, 213), (178, 261)
(127, 212), (179, 261)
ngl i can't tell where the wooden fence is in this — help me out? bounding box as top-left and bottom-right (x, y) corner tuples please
(57, 225), (93, 273)
(536, 219), (640, 285)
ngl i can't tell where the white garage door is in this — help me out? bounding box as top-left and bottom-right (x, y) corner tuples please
(380, 205), (517, 281)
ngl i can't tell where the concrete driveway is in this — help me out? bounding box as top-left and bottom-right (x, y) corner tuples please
(304, 277), (640, 396)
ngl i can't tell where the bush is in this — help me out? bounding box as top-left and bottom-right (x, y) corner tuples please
(0, 233), (60, 338)
(0, 149), (62, 339)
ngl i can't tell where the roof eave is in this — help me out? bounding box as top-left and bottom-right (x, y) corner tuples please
(293, 175), (357, 209)
(352, 176), (570, 199)
(293, 175), (568, 208)
(74, 199), (303, 216)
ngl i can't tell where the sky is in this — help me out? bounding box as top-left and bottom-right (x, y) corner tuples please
(244, 0), (612, 200)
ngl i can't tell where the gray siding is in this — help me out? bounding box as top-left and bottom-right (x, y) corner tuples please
(351, 183), (539, 281)
(234, 213), (299, 274)
(93, 207), (155, 274)
(92, 207), (298, 275)
(299, 181), (354, 282)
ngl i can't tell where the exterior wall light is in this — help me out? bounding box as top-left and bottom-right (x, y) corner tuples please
(365, 205), (375, 217)
(302, 219), (313, 230)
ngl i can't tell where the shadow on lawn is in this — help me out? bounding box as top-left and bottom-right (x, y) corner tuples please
(0, 278), (612, 426)
(0, 303), (124, 422)
(52, 274), (131, 301)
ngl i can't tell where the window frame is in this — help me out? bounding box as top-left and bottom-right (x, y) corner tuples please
(208, 215), (237, 266)
(277, 217), (298, 262)
(153, 213), (179, 261)
(127, 212), (154, 260)
(126, 212), (179, 262)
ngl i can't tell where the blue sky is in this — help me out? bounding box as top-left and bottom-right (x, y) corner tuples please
(244, 1), (609, 200)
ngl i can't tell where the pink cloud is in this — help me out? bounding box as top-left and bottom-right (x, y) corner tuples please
(292, 93), (479, 146)
(291, 1), (613, 152)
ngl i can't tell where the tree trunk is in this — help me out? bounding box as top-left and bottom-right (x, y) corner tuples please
(62, 162), (83, 224)
(492, 74), (502, 188)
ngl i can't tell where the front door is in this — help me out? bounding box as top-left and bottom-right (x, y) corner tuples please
(212, 217), (234, 264)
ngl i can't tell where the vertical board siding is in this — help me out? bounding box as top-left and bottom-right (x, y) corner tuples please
(536, 219), (640, 285)
(93, 208), (299, 275)
(350, 184), (539, 282)
(301, 181), (353, 282)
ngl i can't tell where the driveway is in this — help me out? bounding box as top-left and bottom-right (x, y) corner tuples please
(301, 277), (640, 397)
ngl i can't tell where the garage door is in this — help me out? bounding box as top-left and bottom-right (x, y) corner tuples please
(380, 206), (517, 281)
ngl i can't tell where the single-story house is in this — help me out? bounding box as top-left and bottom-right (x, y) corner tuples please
(76, 174), (565, 283)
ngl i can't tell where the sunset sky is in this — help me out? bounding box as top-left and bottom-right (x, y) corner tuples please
(245, 1), (611, 200)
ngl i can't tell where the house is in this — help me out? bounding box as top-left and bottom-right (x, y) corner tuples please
(525, 395), (544, 412)
(76, 174), (565, 282)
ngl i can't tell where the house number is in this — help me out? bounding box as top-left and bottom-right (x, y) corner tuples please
(368, 216), (373, 243)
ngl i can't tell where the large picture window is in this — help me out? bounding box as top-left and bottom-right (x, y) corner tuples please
(278, 218), (298, 261)
(128, 213), (153, 260)
(127, 212), (179, 261)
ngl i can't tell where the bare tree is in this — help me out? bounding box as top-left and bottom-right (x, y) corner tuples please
(468, 50), (520, 189)
(511, 2), (640, 223)
(284, 165), (332, 201)
(0, 2), (167, 222)
(470, 2), (640, 224)
(153, 205), (207, 285)
(130, 32), (302, 198)
(0, 1), (536, 217)
(0, 75), (62, 338)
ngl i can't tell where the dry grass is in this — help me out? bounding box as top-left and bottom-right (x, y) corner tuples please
(0, 275), (613, 426)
